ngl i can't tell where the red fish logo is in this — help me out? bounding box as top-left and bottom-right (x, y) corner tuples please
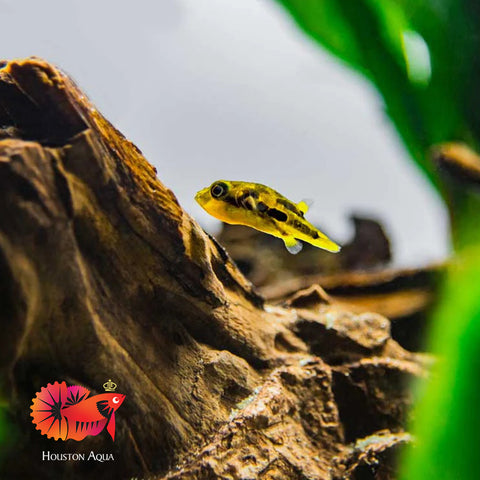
(30, 380), (125, 441)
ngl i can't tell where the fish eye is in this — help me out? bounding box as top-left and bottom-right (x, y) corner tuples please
(211, 182), (228, 198)
(112, 396), (119, 404)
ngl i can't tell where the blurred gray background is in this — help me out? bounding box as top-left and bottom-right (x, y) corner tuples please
(1, 0), (448, 265)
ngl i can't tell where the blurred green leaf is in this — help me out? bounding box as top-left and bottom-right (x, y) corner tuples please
(274, 2), (480, 479)
(0, 399), (10, 466)
(0, 376), (15, 467)
(276, 0), (480, 237)
(399, 247), (480, 479)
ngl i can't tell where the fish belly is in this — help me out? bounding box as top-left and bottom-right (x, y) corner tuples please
(64, 415), (108, 441)
(61, 398), (109, 440)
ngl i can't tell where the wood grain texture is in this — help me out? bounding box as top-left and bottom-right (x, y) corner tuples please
(0, 58), (430, 480)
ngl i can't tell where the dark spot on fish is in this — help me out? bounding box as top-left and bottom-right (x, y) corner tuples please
(267, 208), (288, 222)
(292, 219), (309, 232)
(290, 218), (319, 238)
(223, 195), (238, 207)
(277, 198), (302, 216)
(257, 201), (268, 212)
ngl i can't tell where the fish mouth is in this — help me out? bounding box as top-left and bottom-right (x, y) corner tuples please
(195, 187), (210, 205)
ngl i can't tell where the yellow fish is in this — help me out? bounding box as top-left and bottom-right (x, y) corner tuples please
(195, 180), (341, 254)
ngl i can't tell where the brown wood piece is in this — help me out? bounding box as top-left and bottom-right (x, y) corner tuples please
(0, 58), (428, 480)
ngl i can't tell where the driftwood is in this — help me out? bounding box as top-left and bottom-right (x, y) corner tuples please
(218, 223), (440, 353)
(433, 142), (480, 188)
(0, 58), (431, 480)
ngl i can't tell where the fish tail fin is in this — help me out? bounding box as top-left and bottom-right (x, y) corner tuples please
(30, 381), (69, 440)
(106, 411), (116, 441)
(312, 232), (341, 253)
(284, 236), (303, 255)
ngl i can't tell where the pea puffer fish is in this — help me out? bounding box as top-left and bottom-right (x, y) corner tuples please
(195, 180), (341, 254)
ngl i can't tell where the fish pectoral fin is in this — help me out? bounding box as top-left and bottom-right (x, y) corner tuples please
(97, 400), (112, 418)
(284, 237), (303, 255)
(297, 199), (313, 215)
(106, 411), (116, 441)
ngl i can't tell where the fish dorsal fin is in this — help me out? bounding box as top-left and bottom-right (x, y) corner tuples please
(284, 237), (303, 255)
(297, 198), (313, 215)
(64, 385), (91, 407)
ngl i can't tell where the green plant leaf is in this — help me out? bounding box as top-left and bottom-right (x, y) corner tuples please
(274, 2), (480, 478)
(0, 399), (11, 467)
(275, 0), (480, 201)
(399, 246), (480, 479)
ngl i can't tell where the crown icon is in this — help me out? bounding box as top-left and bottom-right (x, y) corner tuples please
(103, 379), (117, 392)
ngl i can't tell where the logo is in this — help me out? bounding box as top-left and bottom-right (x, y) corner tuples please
(30, 380), (125, 441)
